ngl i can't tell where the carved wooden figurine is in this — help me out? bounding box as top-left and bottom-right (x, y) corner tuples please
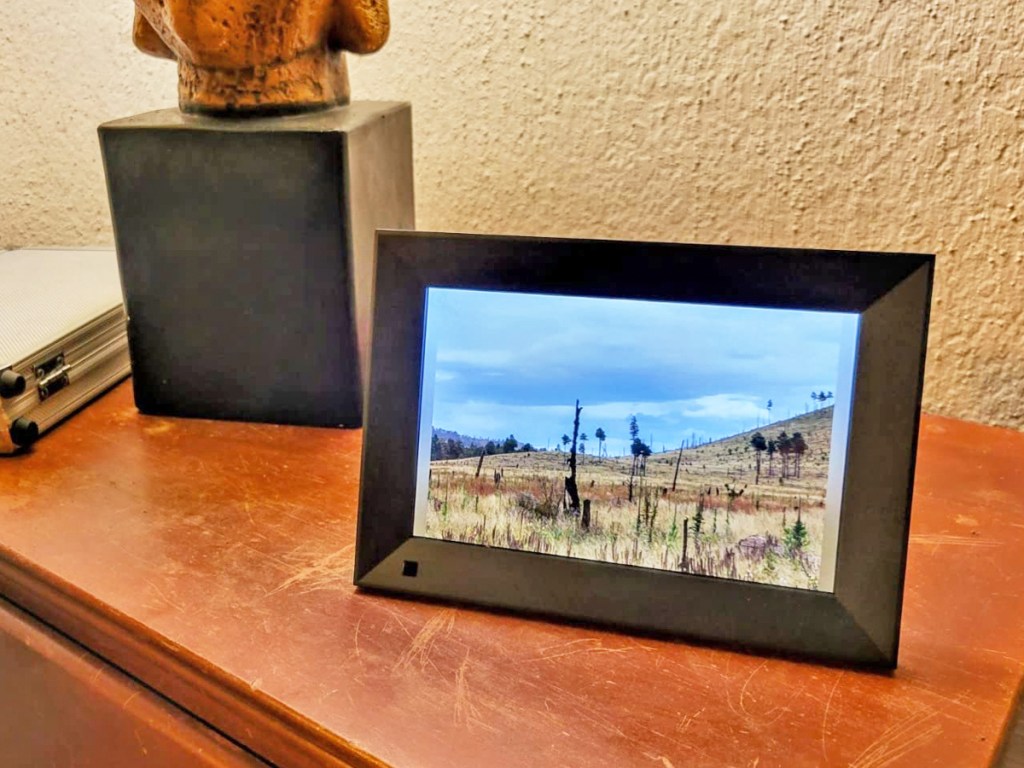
(132, 0), (390, 114)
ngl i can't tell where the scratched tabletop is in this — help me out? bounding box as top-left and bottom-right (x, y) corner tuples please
(0, 383), (1022, 768)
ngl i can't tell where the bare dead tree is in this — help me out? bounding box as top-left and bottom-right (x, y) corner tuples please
(628, 415), (640, 502)
(564, 400), (582, 514)
(672, 436), (685, 492)
(724, 482), (746, 511)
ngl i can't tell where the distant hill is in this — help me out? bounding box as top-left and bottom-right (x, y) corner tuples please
(651, 406), (835, 460)
(432, 428), (496, 449)
(432, 406), (836, 506)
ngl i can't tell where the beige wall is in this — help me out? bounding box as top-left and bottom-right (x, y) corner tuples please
(2, 1), (1022, 428)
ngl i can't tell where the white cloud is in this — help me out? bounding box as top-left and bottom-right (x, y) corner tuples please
(679, 394), (765, 421)
(436, 349), (517, 367)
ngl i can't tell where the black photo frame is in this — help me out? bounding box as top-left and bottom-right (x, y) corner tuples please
(355, 231), (933, 668)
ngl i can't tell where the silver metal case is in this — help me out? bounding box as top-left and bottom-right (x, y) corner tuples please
(0, 248), (131, 452)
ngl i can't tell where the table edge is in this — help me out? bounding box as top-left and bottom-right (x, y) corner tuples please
(0, 541), (389, 768)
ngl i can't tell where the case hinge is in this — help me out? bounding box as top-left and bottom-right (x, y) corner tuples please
(35, 353), (70, 401)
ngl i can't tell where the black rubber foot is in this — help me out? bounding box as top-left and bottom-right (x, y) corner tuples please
(10, 418), (39, 448)
(0, 369), (26, 399)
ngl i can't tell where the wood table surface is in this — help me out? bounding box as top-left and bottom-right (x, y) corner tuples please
(0, 382), (1022, 768)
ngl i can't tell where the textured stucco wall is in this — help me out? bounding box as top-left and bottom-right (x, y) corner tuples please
(1, 1), (1022, 428)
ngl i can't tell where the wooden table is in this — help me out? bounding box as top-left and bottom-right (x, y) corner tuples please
(1, 382), (1022, 767)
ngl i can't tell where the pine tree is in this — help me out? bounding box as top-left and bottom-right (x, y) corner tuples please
(785, 510), (809, 554)
(750, 432), (767, 484)
(692, 494), (705, 538)
(790, 432), (808, 478)
(776, 431), (792, 478)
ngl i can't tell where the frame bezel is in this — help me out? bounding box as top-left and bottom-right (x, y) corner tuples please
(355, 231), (933, 668)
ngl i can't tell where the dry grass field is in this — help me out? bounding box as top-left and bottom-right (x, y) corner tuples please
(425, 407), (835, 590)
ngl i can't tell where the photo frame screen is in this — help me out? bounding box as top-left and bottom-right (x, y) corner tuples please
(413, 287), (860, 592)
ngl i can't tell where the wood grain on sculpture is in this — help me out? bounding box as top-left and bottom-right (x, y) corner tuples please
(132, 0), (390, 114)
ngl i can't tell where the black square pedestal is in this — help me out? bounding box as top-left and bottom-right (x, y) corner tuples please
(99, 102), (414, 427)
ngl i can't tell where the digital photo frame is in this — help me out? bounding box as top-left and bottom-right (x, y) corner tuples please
(355, 231), (933, 667)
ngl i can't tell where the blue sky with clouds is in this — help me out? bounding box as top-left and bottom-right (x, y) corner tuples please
(422, 288), (858, 456)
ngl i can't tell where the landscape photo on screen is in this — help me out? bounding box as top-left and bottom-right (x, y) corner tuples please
(414, 288), (859, 591)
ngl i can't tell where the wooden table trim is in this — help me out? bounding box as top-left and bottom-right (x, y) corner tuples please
(0, 542), (387, 768)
